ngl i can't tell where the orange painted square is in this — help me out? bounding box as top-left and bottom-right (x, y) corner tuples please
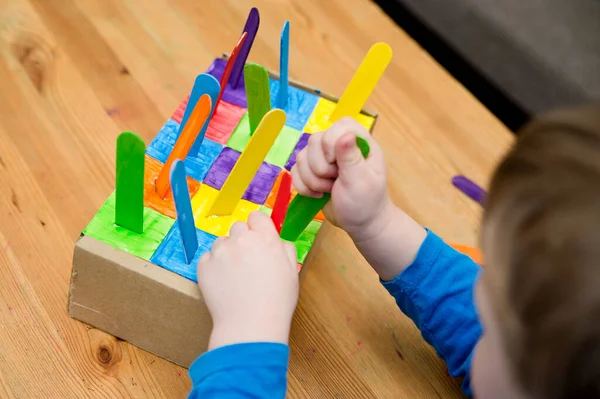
(143, 155), (200, 219)
(266, 172), (325, 222)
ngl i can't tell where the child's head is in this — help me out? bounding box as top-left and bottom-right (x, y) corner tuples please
(471, 105), (600, 399)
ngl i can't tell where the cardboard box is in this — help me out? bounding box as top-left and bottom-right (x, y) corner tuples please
(68, 58), (378, 367)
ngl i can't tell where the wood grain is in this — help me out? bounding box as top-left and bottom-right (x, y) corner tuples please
(0, 0), (513, 397)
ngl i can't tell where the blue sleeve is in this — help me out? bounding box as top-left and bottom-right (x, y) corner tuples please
(381, 229), (482, 397)
(188, 342), (289, 399)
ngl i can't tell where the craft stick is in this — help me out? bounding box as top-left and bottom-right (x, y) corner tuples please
(214, 32), (248, 115)
(277, 21), (290, 109)
(330, 43), (392, 123)
(451, 175), (487, 206)
(115, 132), (145, 234)
(245, 63), (271, 135)
(170, 160), (199, 264)
(271, 171), (292, 233)
(229, 7), (260, 89)
(156, 94), (212, 198)
(280, 136), (370, 241)
(179, 74), (220, 138)
(450, 243), (484, 265)
(187, 74), (220, 156)
(208, 109), (286, 217)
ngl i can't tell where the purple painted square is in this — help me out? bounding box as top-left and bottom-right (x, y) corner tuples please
(206, 58), (247, 108)
(284, 133), (310, 171)
(203, 147), (281, 205)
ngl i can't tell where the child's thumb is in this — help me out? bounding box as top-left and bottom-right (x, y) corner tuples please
(334, 132), (366, 173)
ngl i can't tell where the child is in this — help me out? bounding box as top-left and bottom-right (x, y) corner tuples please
(188, 104), (600, 398)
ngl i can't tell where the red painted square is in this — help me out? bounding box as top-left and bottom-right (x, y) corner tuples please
(171, 100), (245, 145)
(205, 102), (246, 144)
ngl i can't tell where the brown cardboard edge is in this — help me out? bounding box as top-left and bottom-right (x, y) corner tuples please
(69, 235), (210, 367)
(220, 53), (379, 120)
(71, 235), (202, 299)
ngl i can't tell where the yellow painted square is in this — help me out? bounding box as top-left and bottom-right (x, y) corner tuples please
(191, 184), (261, 236)
(303, 98), (375, 133)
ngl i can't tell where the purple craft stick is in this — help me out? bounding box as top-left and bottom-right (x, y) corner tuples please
(229, 8), (260, 89)
(452, 175), (487, 206)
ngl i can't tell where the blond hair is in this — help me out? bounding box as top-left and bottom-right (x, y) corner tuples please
(482, 103), (600, 398)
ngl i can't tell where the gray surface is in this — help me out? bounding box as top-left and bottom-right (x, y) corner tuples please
(398, 0), (600, 114)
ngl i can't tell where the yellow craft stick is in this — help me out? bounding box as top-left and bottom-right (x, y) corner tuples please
(208, 109), (286, 216)
(330, 43), (392, 123)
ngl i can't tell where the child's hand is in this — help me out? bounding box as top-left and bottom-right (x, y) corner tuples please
(291, 117), (393, 243)
(197, 211), (299, 350)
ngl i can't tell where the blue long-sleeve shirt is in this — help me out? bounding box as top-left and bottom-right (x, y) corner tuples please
(188, 230), (482, 398)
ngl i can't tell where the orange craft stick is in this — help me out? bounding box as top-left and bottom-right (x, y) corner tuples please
(450, 243), (484, 265)
(155, 94), (212, 198)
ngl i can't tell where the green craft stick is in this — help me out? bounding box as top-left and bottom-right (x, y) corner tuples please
(115, 131), (145, 234)
(280, 135), (371, 241)
(244, 63), (271, 135)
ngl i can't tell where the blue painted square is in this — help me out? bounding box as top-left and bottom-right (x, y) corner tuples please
(146, 119), (224, 182)
(269, 79), (320, 131)
(150, 224), (217, 282)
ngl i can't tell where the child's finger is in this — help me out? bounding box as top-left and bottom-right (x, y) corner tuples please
(335, 131), (366, 171)
(284, 242), (297, 266)
(229, 221), (248, 238)
(211, 236), (228, 252)
(297, 150), (334, 193)
(196, 252), (211, 282)
(198, 251), (211, 265)
(247, 210), (278, 233)
(322, 117), (369, 162)
(291, 163), (323, 198)
(307, 133), (338, 178)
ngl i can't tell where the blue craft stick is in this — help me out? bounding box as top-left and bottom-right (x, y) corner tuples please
(179, 74), (220, 156)
(277, 21), (290, 109)
(170, 160), (198, 264)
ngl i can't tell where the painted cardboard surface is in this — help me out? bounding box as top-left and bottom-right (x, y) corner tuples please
(69, 55), (379, 367)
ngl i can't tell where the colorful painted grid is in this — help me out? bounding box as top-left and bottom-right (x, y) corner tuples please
(84, 57), (376, 283)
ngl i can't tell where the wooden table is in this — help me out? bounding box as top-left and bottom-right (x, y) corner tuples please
(0, 0), (513, 397)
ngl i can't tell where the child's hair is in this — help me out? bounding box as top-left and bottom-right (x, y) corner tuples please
(482, 103), (600, 399)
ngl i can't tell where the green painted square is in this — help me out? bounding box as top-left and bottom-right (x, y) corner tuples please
(259, 205), (272, 216)
(259, 206), (321, 263)
(83, 191), (175, 260)
(267, 126), (302, 168)
(227, 113), (303, 168)
(227, 113), (251, 152)
(295, 220), (322, 263)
